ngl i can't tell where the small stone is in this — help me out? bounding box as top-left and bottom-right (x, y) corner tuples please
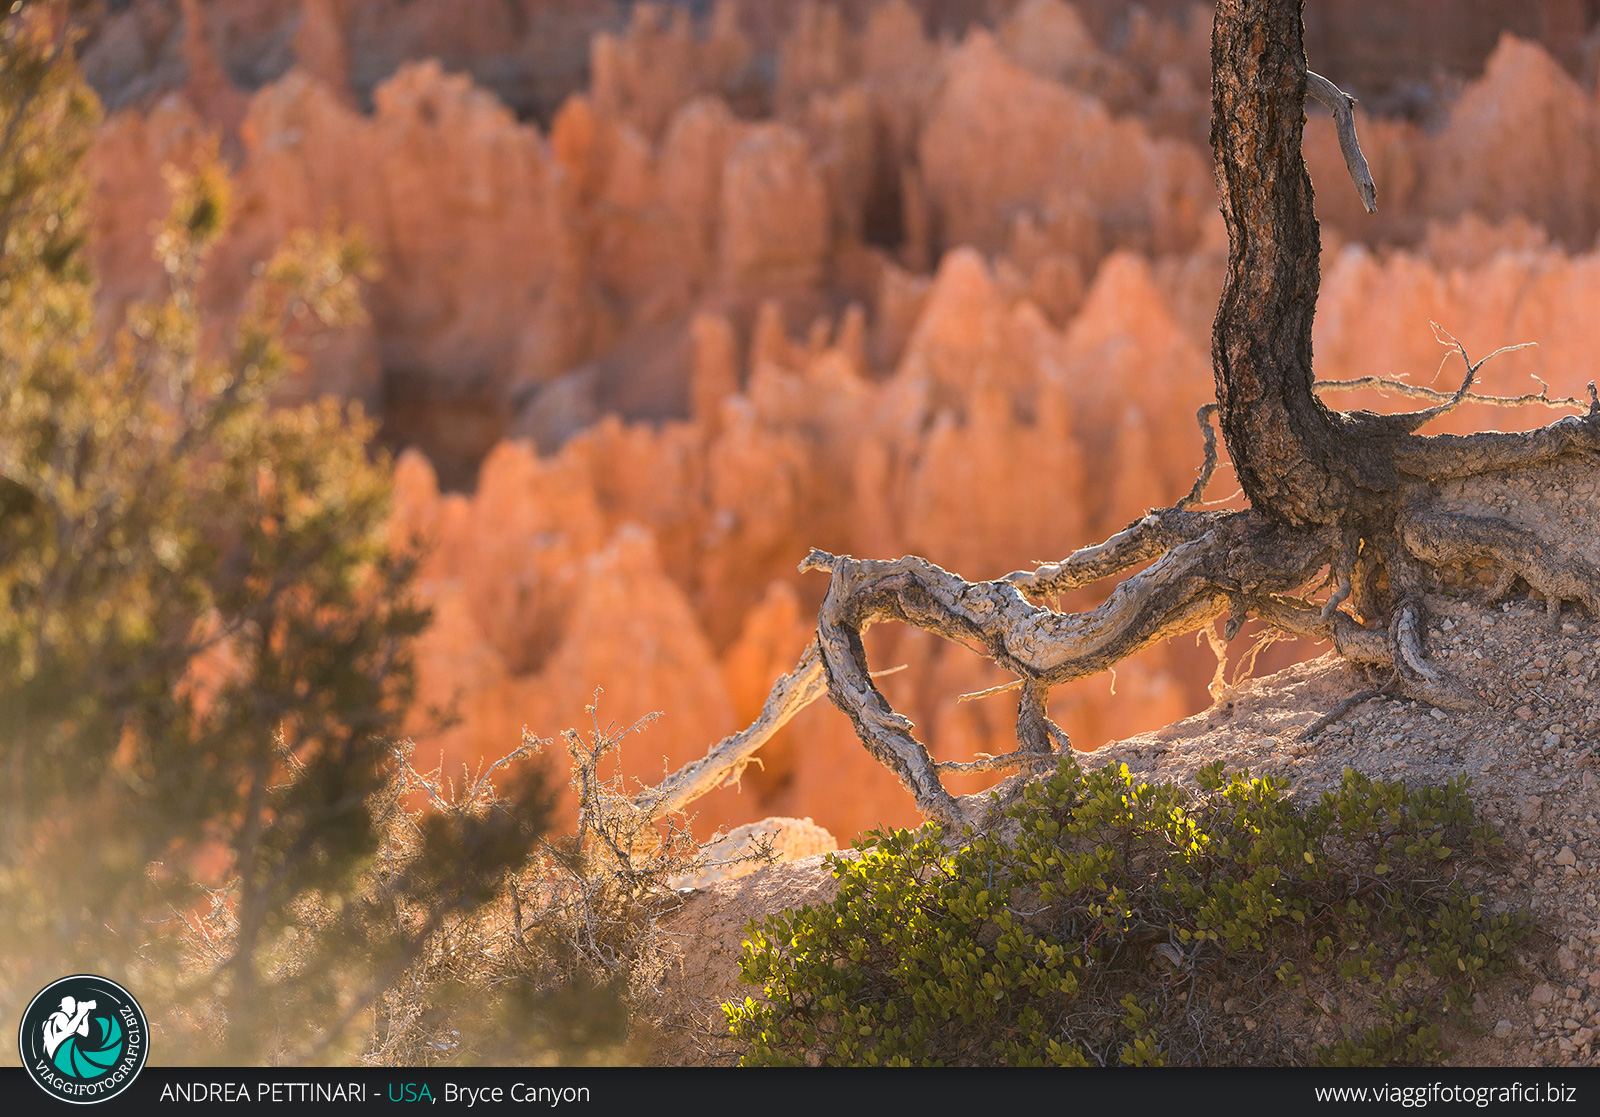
(1521, 796), (1544, 823)
(1243, 1018), (1257, 1032)
(1430, 708), (1448, 721)
(1517, 706), (1535, 720)
(1588, 972), (1600, 990)
(1223, 997), (1242, 1014)
(1494, 1019), (1514, 1039)
(1556, 846), (1578, 867)
(1577, 1027), (1595, 1046)
(1532, 983), (1559, 1005)
(1559, 947), (1580, 971)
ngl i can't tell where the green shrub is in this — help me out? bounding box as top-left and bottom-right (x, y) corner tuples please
(726, 758), (1526, 1067)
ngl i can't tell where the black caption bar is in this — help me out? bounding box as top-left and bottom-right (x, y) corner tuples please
(1, 1067), (1595, 1114)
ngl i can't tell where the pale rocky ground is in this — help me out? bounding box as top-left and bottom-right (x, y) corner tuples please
(643, 453), (1600, 1067)
(665, 815), (836, 891)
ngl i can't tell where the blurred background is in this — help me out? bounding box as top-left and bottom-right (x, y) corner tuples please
(73, 0), (1600, 841)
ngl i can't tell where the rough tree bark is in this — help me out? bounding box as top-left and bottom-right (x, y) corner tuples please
(631, 0), (1600, 829)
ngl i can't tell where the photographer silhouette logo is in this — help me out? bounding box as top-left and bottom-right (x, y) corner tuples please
(19, 976), (148, 1103)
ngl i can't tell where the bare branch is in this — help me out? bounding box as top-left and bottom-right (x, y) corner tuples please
(957, 679), (1021, 703)
(1316, 376), (1577, 411)
(1305, 70), (1376, 213)
(1376, 324), (1541, 432)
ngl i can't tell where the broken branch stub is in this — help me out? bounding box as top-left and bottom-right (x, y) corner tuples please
(1305, 70), (1376, 213)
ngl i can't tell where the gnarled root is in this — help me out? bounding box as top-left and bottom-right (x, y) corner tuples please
(634, 447), (1600, 827)
(795, 515), (1334, 824)
(1387, 596), (1475, 711)
(1398, 506), (1600, 617)
(633, 450), (1600, 824)
(630, 641), (826, 824)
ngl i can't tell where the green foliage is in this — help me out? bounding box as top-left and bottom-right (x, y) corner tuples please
(0, 8), (556, 1064)
(726, 757), (1526, 1067)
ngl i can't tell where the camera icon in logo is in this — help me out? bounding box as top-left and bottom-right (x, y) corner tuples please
(19, 975), (148, 1104)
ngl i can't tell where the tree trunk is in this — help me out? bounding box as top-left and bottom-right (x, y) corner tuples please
(1211, 0), (1354, 528)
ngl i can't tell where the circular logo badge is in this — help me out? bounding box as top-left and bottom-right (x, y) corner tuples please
(18, 975), (148, 1104)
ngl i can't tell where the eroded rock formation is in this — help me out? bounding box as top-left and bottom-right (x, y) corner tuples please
(81, 0), (1600, 840)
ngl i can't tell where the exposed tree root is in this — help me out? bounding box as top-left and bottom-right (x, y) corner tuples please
(1296, 678), (1397, 741)
(793, 514), (1337, 823)
(630, 642), (826, 823)
(638, 407), (1600, 826)
(1399, 508), (1600, 617)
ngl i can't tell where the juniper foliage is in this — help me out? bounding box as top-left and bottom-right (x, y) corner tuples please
(727, 758), (1525, 1067)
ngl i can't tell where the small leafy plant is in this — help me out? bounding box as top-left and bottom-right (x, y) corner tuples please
(726, 758), (1526, 1066)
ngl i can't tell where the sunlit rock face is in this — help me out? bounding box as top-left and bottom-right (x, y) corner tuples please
(84, 0), (1600, 840)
